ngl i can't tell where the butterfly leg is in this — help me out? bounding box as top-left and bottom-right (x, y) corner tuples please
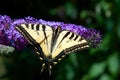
(40, 63), (46, 74)
(48, 65), (52, 76)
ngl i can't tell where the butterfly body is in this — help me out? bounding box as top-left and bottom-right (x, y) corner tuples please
(15, 23), (89, 71)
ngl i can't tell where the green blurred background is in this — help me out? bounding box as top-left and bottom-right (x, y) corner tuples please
(0, 0), (120, 80)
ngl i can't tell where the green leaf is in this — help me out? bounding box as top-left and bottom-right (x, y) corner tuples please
(99, 74), (112, 80)
(106, 19), (114, 31)
(107, 52), (120, 76)
(64, 2), (77, 19)
(80, 10), (88, 19)
(69, 53), (78, 68)
(88, 62), (106, 78)
(117, 23), (120, 39)
(65, 64), (74, 80)
(99, 33), (111, 52)
(100, 0), (110, 11)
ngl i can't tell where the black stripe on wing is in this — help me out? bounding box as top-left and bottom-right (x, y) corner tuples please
(56, 31), (70, 49)
(51, 27), (61, 53)
(16, 25), (37, 45)
(42, 25), (47, 41)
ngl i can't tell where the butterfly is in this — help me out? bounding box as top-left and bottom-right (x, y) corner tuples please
(15, 23), (89, 74)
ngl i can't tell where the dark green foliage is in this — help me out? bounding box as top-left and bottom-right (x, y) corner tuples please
(0, 0), (119, 80)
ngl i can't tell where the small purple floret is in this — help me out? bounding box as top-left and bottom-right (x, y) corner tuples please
(0, 15), (102, 50)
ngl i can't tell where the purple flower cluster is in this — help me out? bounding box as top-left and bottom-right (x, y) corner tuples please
(0, 15), (28, 50)
(0, 15), (11, 45)
(0, 15), (102, 50)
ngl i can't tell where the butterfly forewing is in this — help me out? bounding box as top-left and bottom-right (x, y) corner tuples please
(16, 24), (53, 57)
(38, 25), (53, 57)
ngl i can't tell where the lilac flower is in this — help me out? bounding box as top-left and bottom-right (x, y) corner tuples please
(6, 19), (28, 50)
(0, 15), (102, 50)
(38, 19), (64, 29)
(0, 15), (12, 45)
(0, 15), (28, 49)
(81, 28), (102, 47)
